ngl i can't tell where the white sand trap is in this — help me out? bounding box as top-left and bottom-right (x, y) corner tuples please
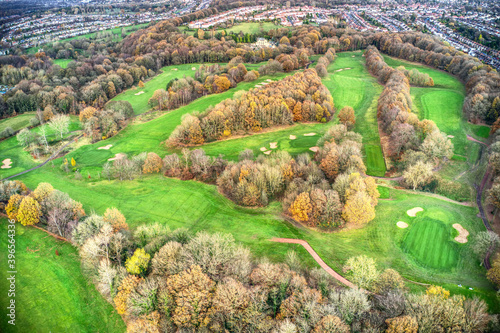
(264, 151), (271, 155)
(1, 158), (12, 169)
(135, 91), (145, 96)
(352, 55), (355, 57)
(452, 224), (469, 243)
(266, 79), (272, 82)
(270, 142), (278, 149)
(254, 85), (262, 88)
(108, 153), (126, 161)
(260, 147), (267, 152)
(289, 135), (296, 140)
(407, 207), (423, 217)
(309, 146), (319, 152)
(261, 82), (269, 85)
(335, 67), (352, 72)
(98, 144), (113, 150)
(397, 221), (408, 229)
(304, 133), (316, 136)
(171, 68), (178, 71)
(192, 67), (196, 70)
(447, 135), (454, 138)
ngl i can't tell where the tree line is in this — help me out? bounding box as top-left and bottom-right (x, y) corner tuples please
(167, 69), (334, 146)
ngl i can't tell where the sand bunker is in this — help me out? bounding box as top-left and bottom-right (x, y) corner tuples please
(452, 224), (469, 243)
(108, 153), (126, 161)
(270, 142), (278, 149)
(447, 135), (454, 138)
(266, 79), (272, 82)
(260, 147), (267, 152)
(289, 135), (296, 140)
(335, 68), (352, 72)
(304, 133), (316, 136)
(135, 91), (145, 96)
(397, 221), (408, 229)
(192, 67), (196, 70)
(98, 144), (113, 150)
(309, 146), (319, 152)
(264, 151), (271, 155)
(1, 158), (12, 169)
(254, 85), (262, 88)
(171, 68), (178, 71)
(407, 207), (423, 217)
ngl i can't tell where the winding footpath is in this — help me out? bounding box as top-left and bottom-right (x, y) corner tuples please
(4, 134), (83, 181)
(270, 238), (356, 288)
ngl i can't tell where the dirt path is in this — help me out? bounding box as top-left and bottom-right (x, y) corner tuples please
(467, 134), (488, 146)
(270, 238), (356, 288)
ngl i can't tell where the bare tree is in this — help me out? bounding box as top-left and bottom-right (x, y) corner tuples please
(49, 114), (70, 139)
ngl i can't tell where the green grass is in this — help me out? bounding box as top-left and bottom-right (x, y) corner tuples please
(0, 113), (35, 133)
(111, 64), (202, 115)
(0, 219), (125, 332)
(402, 216), (459, 269)
(322, 51), (386, 176)
(0, 115), (81, 179)
(53, 59), (72, 68)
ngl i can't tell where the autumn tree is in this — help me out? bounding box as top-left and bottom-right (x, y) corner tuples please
(138, 80), (145, 88)
(386, 316), (418, 333)
(403, 161), (434, 190)
(312, 315), (349, 333)
(114, 275), (142, 315)
(213, 76), (231, 93)
(79, 106), (97, 122)
(103, 207), (128, 232)
(6, 194), (23, 221)
(338, 106), (356, 130)
(126, 248), (151, 276)
(17, 195), (42, 226)
(143, 152), (163, 174)
(343, 191), (375, 225)
(344, 255), (379, 290)
(289, 192), (312, 222)
(166, 265), (216, 329)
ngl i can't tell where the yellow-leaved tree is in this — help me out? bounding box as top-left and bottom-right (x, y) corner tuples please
(342, 191), (375, 225)
(33, 182), (54, 202)
(126, 248), (150, 276)
(290, 192), (312, 222)
(17, 196), (42, 226)
(6, 194), (24, 221)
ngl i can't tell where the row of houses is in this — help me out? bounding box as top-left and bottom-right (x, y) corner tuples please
(188, 6), (335, 29)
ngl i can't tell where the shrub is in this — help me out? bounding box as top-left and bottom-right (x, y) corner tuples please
(6, 194), (23, 221)
(0, 127), (14, 139)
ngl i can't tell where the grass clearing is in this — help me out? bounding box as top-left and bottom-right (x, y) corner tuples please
(0, 220), (125, 332)
(322, 51), (386, 176)
(53, 59), (72, 68)
(0, 113), (36, 132)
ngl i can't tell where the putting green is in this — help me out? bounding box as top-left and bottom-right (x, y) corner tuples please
(401, 217), (459, 270)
